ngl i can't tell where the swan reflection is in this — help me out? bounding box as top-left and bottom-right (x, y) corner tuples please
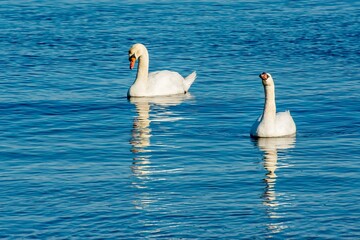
(129, 94), (193, 209)
(253, 136), (296, 234)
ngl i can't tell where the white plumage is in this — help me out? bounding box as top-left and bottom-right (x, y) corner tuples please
(128, 43), (196, 97)
(250, 72), (296, 138)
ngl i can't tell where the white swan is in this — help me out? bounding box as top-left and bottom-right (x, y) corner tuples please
(128, 43), (197, 97)
(250, 72), (296, 138)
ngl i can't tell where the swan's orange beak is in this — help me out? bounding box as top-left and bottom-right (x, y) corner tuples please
(129, 57), (136, 70)
(259, 72), (269, 80)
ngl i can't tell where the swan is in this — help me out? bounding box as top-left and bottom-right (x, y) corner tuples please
(128, 43), (197, 97)
(250, 72), (296, 138)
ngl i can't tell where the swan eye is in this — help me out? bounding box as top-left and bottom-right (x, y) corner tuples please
(129, 54), (136, 61)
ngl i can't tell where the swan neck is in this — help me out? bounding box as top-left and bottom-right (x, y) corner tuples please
(135, 49), (149, 83)
(262, 85), (276, 121)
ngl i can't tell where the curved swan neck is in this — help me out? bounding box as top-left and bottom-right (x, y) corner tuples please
(135, 47), (149, 83)
(262, 85), (276, 121)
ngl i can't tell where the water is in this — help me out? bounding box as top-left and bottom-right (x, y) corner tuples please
(0, 0), (359, 238)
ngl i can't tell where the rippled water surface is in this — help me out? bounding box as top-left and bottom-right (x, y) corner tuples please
(1, 0), (359, 239)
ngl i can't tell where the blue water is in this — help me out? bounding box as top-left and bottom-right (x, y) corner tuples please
(1, 0), (359, 239)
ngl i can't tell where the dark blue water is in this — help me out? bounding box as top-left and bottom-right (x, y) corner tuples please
(1, 1), (359, 239)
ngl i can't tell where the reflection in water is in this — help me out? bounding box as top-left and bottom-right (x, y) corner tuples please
(129, 94), (192, 209)
(253, 137), (296, 235)
(131, 100), (151, 154)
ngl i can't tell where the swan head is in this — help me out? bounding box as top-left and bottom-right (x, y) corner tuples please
(259, 72), (274, 86)
(128, 43), (146, 70)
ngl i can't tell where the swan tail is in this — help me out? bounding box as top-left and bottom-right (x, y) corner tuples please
(184, 71), (197, 92)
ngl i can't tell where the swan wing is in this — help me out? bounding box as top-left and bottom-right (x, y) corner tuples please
(147, 70), (187, 96)
(250, 115), (262, 137)
(275, 111), (296, 136)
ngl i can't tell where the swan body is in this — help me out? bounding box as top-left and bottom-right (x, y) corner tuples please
(250, 72), (296, 138)
(128, 43), (196, 97)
